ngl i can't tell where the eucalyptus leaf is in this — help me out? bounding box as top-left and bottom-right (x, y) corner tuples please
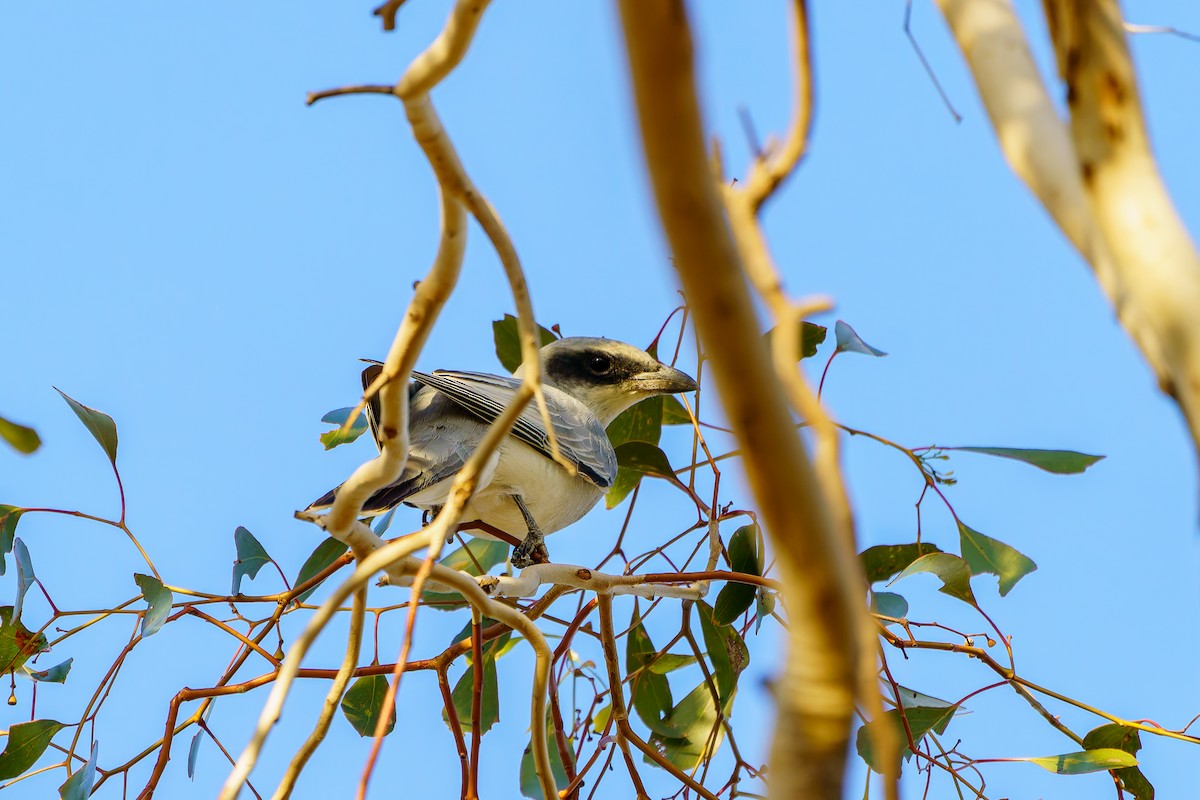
(0, 718), (63, 779)
(134, 573), (173, 637)
(341, 675), (397, 737)
(834, 320), (887, 357)
(949, 446), (1104, 474)
(860, 542), (943, 584)
(444, 652), (500, 734)
(492, 315), (559, 373)
(231, 526), (271, 595)
(870, 591), (908, 620)
(0, 416), (39, 454)
(55, 388), (119, 466)
(293, 537), (350, 604)
(614, 441), (676, 479)
(422, 539), (509, 610)
(697, 601), (748, 703)
(893, 553), (977, 606)
(763, 321), (828, 360)
(23, 658), (73, 684)
(518, 728), (572, 798)
(626, 610), (680, 737)
(0, 606), (48, 675)
(319, 407), (369, 450)
(0, 506), (22, 577)
(713, 525), (764, 625)
(958, 522), (1037, 596)
(12, 539), (33, 620)
(857, 705), (957, 774)
(58, 741), (98, 800)
(1022, 748), (1137, 774)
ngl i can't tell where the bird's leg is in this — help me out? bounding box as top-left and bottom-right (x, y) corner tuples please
(510, 495), (550, 568)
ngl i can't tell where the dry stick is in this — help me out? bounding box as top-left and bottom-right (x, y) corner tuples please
(468, 607), (484, 800)
(357, 531), (454, 799)
(436, 666), (472, 800)
(619, 2), (862, 797)
(596, 595), (718, 800)
(272, 585), (368, 800)
(594, 594), (650, 800)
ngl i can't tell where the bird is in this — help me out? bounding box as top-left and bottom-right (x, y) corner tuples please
(307, 337), (698, 567)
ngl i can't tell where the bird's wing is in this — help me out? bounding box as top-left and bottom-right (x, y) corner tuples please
(306, 366), (468, 513)
(413, 369), (617, 489)
(359, 361), (424, 452)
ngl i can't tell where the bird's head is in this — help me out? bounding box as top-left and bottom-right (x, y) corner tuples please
(515, 337), (698, 427)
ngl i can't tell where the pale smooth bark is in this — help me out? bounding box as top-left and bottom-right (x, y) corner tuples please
(938, 0), (1200, 459)
(619, 2), (863, 796)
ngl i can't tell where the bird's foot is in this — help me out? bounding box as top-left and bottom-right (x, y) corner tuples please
(511, 530), (550, 569)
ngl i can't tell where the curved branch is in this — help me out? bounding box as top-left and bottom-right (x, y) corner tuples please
(618, 2), (864, 796)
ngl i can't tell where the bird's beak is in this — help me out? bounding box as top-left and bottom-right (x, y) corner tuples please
(634, 364), (698, 395)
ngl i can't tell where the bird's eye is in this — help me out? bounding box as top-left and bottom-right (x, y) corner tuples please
(587, 354), (613, 375)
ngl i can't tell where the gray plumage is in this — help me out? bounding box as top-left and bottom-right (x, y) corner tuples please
(307, 337), (697, 566)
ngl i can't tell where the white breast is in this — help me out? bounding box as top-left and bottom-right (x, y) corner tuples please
(406, 437), (604, 539)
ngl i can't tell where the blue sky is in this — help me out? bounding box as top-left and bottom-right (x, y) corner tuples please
(3, 1), (1199, 797)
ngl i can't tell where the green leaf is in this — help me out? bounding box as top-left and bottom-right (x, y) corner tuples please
(607, 441), (679, 509)
(0, 606), (48, 675)
(231, 526), (271, 595)
(857, 705), (957, 774)
(372, 507), (396, 536)
(647, 681), (723, 771)
(894, 685), (957, 710)
(626, 609), (680, 737)
(0, 506), (22, 577)
(958, 522), (1037, 597)
(713, 525), (763, 625)
(834, 320), (887, 357)
(604, 467), (643, 510)
(1022, 748), (1137, 774)
(614, 441), (676, 479)
(59, 740), (97, 800)
(293, 537), (350, 604)
(341, 675), (397, 737)
(949, 446), (1104, 474)
(647, 653), (697, 675)
(12, 539), (34, 619)
(1084, 724), (1153, 799)
(23, 658), (73, 684)
(0, 718), (64, 779)
(592, 703), (611, 733)
(755, 589), (776, 633)
(55, 388), (119, 466)
(697, 601), (748, 704)
(764, 321), (828, 360)
(422, 539), (509, 610)
(870, 591), (908, 620)
(319, 407), (369, 450)
(893, 553), (977, 606)
(492, 315), (559, 373)
(187, 729), (204, 780)
(519, 729), (572, 798)
(0, 416), (40, 454)
(444, 652), (500, 734)
(134, 573), (172, 637)
(859, 542), (944, 584)
(661, 395), (692, 425)
(607, 396), (663, 448)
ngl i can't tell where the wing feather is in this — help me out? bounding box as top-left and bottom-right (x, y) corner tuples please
(412, 370), (617, 488)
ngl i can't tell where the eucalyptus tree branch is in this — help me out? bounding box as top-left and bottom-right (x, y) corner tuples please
(936, 0), (1200, 462)
(618, 2), (864, 796)
(272, 585), (368, 800)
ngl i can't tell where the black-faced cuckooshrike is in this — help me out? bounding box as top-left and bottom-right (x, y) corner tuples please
(307, 337), (697, 567)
